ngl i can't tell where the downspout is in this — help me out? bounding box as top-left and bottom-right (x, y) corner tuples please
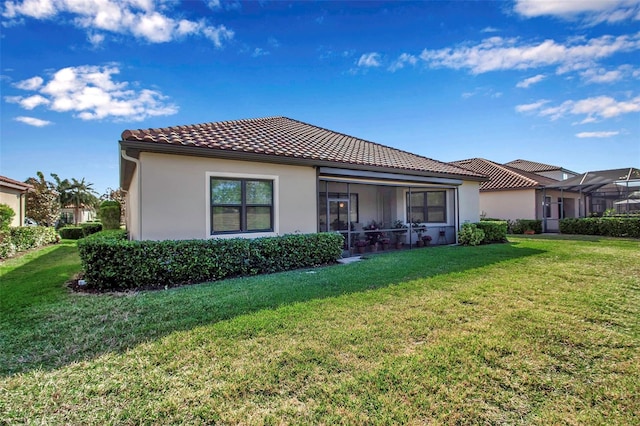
(120, 150), (141, 240)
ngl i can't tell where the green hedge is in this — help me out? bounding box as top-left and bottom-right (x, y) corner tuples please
(99, 201), (121, 230)
(560, 217), (640, 238)
(475, 220), (508, 243)
(508, 219), (543, 234)
(59, 226), (84, 240)
(77, 232), (345, 291)
(81, 222), (103, 237)
(0, 226), (58, 259)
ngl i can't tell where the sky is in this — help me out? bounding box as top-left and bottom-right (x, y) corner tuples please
(1, 0), (639, 195)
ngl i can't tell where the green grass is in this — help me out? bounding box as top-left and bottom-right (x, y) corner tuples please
(1, 236), (639, 424)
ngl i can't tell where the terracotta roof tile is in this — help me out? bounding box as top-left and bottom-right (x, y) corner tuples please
(505, 159), (562, 173)
(450, 158), (558, 191)
(121, 116), (484, 179)
(0, 175), (34, 191)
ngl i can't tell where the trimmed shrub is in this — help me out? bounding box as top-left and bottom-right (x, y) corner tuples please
(509, 219), (543, 234)
(475, 220), (508, 243)
(77, 232), (345, 291)
(59, 226), (84, 240)
(99, 200), (121, 230)
(458, 223), (485, 246)
(560, 217), (640, 238)
(0, 204), (15, 230)
(0, 226), (58, 259)
(81, 222), (103, 237)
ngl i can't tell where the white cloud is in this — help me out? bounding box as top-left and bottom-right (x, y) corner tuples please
(2, 0), (234, 47)
(481, 26), (499, 33)
(515, 100), (549, 113)
(13, 75), (43, 90)
(388, 53), (417, 72)
(419, 33), (640, 75)
(251, 47), (269, 57)
(576, 131), (620, 138)
(14, 116), (52, 127)
(514, 0), (640, 24)
(580, 64), (640, 83)
(357, 52), (381, 68)
(516, 74), (546, 88)
(6, 64), (178, 122)
(517, 95), (640, 122)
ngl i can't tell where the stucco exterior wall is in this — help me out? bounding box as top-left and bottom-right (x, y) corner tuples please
(458, 181), (481, 225)
(125, 165), (141, 240)
(136, 152), (317, 240)
(480, 189), (537, 221)
(0, 187), (25, 227)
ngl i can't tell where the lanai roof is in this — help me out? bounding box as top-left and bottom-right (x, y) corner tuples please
(120, 116), (485, 180)
(450, 158), (559, 191)
(546, 168), (640, 192)
(0, 175), (33, 192)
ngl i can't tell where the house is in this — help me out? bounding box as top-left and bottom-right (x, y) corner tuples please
(450, 158), (581, 232)
(59, 205), (97, 225)
(119, 116), (486, 250)
(505, 159), (579, 181)
(546, 168), (640, 216)
(0, 175), (33, 227)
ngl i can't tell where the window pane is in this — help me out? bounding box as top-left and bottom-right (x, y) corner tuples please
(427, 191), (445, 206)
(427, 208), (445, 223)
(212, 179), (241, 204)
(410, 193), (424, 207)
(212, 206), (241, 232)
(247, 206), (272, 230)
(246, 180), (272, 205)
(409, 207), (424, 223)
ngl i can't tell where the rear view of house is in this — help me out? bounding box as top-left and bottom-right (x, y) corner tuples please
(119, 117), (486, 248)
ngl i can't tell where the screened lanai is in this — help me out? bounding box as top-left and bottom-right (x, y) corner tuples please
(545, 167), (640, 216)
(317, 167), (464, 256)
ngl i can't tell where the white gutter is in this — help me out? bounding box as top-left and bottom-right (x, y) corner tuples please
(120, 150), (142, 240)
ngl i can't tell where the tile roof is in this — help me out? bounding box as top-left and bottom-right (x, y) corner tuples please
(121, 116), (485, 179)
(450, 158), (559, 191)
(0, 175), (33, 191)
(505, 159), (562, 173)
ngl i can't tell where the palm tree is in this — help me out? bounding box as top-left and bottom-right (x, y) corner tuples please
(52, 174), (99, 225)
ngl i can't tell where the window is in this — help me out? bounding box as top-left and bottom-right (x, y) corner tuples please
(318, 192), (359, 230)
(211, 177), (273, 234)
(407, 191), (446, 223)
(544, 196), (551, 218)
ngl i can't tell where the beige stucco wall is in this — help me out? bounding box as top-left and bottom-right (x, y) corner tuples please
(480, 189), (537, 221)
(458, 181), (481, 225)
(135, 152), (317, 240)
(0, 187), (25, 227)
(124, 164), (141, 240)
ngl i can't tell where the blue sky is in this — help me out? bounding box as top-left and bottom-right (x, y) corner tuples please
(1, 0), (639, 194)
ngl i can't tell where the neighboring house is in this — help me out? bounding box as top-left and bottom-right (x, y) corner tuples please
(451, 158), (581, 232)
(546, 167), (640, 216)
(60, 205), (97, 225)
(505, 159), (579, 181)
(0, 175), (33, 227)
(119, 116), (486, 250)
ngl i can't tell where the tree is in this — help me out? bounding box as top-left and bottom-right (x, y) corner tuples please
(25, 172), (60, 227)
(0, 204), (15, 230)
(52, 175), (99, 226)
(100, 187), (126, 225)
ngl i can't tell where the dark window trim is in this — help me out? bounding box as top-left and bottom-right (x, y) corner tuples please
(210, 177), (274, 235)
(407, 190), (447, 223)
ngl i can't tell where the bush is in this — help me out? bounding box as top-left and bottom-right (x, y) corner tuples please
(0, 204), (15, 230)
(475, 220), (508, 243)
(99, 200), (121, 230)
(0, 226), (58, 259)
(77, 232), (345, 291)
(560, 217), (640, 238)
(81, 222), (103, 237)
(458, 223), (485, 246)
(59, 226), (84, 240)
(508, 219), (543, 234)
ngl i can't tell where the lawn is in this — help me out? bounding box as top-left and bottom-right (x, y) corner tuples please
(1, 236), (639, 424)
